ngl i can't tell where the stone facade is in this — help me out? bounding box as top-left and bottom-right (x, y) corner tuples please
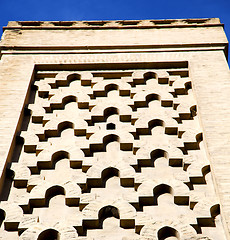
(0, 19), (229, 239)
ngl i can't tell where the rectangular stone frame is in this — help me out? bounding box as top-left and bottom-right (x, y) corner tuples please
(0, 19), (230, 238)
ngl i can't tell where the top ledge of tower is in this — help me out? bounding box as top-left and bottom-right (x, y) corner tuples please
(1, 18), (227, 57)
(3, 18), (222, 30)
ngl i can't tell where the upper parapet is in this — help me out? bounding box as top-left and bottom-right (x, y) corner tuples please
(3, 18), (222, 29)
(0, 18), (228, 56)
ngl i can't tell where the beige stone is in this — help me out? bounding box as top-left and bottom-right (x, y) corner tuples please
(0, 18), (229, 239)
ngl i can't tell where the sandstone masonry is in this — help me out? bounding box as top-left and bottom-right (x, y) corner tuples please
(0, 18), (229, 239)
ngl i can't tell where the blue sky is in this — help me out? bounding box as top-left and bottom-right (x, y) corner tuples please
(0, 0), (230, 61)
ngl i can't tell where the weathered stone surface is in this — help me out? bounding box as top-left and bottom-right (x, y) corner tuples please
(0, 18), (229, 239)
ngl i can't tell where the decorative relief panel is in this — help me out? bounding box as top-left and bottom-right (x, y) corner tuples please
(0, 62), (226, 239)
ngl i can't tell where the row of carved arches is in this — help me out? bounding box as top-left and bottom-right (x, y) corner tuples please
(9, 199), (219, 239)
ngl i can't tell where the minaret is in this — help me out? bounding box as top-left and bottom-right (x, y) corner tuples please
(0, 19), (229, 239)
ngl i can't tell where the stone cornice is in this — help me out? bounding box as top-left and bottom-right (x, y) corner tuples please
(3, 18), (222, 31)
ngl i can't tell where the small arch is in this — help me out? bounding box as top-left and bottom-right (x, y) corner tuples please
(148, 119), (164, 131)
(101, 167), (119, 186)
(62, 95), (77, 106)
(54, 73), (81, 88)
(153, 184), (173, 205)
(51, 150), (70, 167)
(135, 120), (164, 138)
(48, 96), (77, 112)
(37, 229), (60, 240)
(143, 72), (157, 81)
(137, 149), (168, 169)
(146, 93), (160, 105)
(189, 165), (210, 185)
(103, 134), (120, 147)
(88, 134), (120, 154)
(45, 185), (65, 205)
(184, 132), (203, 151)
(66, 73), (81, 85)
(105, 84), (119, 95)
(37, 151), (70, 170)
(85, 167), (120, 191)
(104, 107), (119, 120)
(58, 121), (74, 133)
(210, 204), (220, 218)
(196, 132), (203, 144)
(157, 226), (180, 240)
(150, 149), (168, 162)
(202, 165), (210, 177)
(98, 205), (120, 228)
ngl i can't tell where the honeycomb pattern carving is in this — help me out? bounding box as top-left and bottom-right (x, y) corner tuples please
(0, 64), (226, 239)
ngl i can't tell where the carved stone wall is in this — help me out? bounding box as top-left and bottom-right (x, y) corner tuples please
(0, 19), (230, 239)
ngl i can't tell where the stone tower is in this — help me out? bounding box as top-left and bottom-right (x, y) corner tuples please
(0, 18), (229, 239)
